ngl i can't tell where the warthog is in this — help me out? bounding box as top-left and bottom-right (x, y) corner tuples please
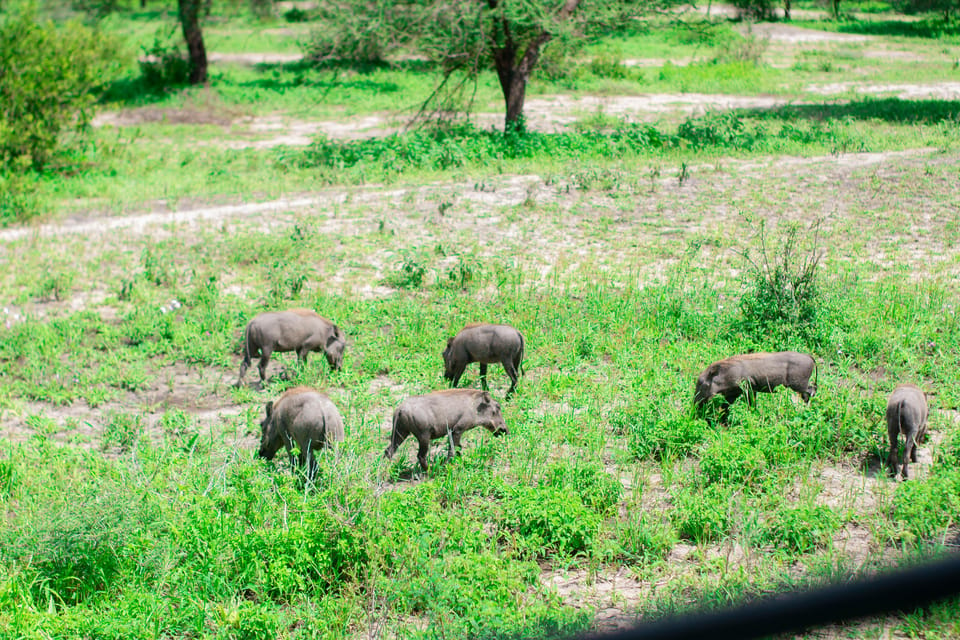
(694, 351), (817, 421)
(237, 309), (345, 386)
(384, 389), (508, 471)
(886, 384), (928, 480)
(259, 386), (345, 477)
(443, 323), (525, 397)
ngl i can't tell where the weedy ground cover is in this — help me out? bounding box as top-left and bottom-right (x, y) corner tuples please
(3, 5), (960, 638)
(3, 144), (960, 636)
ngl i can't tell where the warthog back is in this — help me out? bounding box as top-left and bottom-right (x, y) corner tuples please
(442, 323), (525, 397)
(694, 351), (817, 420)
(886, 383), (928, 480)
(385, 388), (508, 470)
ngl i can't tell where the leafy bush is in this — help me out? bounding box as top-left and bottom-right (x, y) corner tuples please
(544, 460), (622, 515)
(890, 468), (960, 543)
(759, 503), (839, 554)
(257, 509), (367, 597)
(0, 172), (45, 226)
(615, 515), (677, 562)
(101, 411), (144, 452)
(730, 0), (776, 19)
(670, 483), (735, 544)
(0, 4), (123, 171)
(699, 430), (768, 486)
(138, 31), (191, 91)
(500, 484), (601, 558)
(614, 401), (706, 461)
(677, 110), (765, 150)
(2, 460), (157, 607)
(286, 121), (667, 178)
(734, 218), (834, 347)
(301, 0), (414, 63)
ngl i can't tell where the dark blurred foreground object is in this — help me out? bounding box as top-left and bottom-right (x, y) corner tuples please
(577, 554), (960, 640)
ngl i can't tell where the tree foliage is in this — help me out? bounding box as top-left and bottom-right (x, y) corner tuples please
(303, 0), (676, 130)
(897, 0), (960, 22)
(0, 2), (123, 171)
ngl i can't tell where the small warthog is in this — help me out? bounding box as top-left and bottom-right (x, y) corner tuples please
(443, 323), (525, 397)
(886, 383), (928, 480)
(259, 386), (345, 477)
(384, 389), (508, 471)
(237, 309), (345, 386)
(694, 351), (817, 421)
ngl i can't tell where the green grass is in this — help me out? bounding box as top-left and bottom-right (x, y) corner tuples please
(3, 6), (960, 638)
(3, 175), (960, 636)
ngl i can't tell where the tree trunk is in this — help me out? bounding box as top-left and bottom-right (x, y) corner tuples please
(178, 0), (207, 84)
(832, 0), (840, 19)
(488, 0), (581, 131)
(783, 0), (791, 20)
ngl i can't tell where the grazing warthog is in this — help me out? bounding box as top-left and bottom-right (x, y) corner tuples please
(694, 351), (817, 421)
(886, 384), (929, 480)
(443, 323), (525, 397)
(384, 389), (508, 471)
(259, 386), (344, 477)
(237, 309), (345, 385)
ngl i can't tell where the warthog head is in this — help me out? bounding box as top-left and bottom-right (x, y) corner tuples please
(258, 401), (281, 459)
(442, 338), (456, 381)
(324, 330), (346, 371)
(478, 391), (508, 437)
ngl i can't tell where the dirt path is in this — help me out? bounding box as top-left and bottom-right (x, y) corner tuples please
(0, 147), (940, 245)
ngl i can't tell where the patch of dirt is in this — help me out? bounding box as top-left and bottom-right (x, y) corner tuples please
(94, 105), (244, 128)
(742, 22), (869, 44)
(543, 567), (647, 632)
(6, 147), (958, 290)
(199, 114), (401, 149)
(3, 290), (115, 327)
(812, 464), (885, 512)
(805, 81), (960, 100)
(208, 52), (303, 65)
(0, 362), (237, 451)
(833, 524), (875, 570)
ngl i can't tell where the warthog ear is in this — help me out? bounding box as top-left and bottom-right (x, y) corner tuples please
(477, 391), (494, 412)
(265, 401), (274, 418)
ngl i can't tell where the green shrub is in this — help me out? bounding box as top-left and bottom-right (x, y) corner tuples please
(0, 172), (45, 226)
(500, 484), (601, 558)
(2, 463), (157, 607)
(614, 402), (706, 461)
(730, 0), (776, 19)
(699, 430), (768, 486)
(677, 111), (765, 151)
(286, 122), (667, 178)
(760, 503), (839, 554)
(615, 515), (677, 562)
(301, 0), (409, 63)
(670, 483), (735, 544)
(733, 218), (837, 348)
(257, 509), (368, 597)
(101, 411), (144, 452)
(544, 460), (622, 515)
(0, 3), (124, 171)
(384, 251), (429, 290)
(890, 468), (960, 543)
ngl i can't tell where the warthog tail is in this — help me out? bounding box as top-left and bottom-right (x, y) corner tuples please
(518, 332), (525, 377)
